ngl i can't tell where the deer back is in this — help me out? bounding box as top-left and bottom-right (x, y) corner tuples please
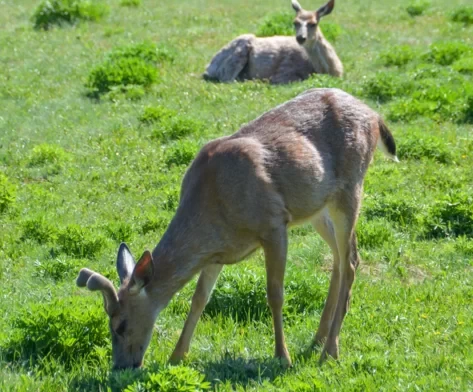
(176, 88), (380, 245)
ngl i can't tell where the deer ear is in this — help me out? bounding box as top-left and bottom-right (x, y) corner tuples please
(116, 243), (136, 284)
(292, 0), (302, 12)
(129, 250), (154, 295)
(316, 0), (335, 18)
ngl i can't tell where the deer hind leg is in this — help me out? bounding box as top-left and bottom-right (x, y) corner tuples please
(320, 189), (361, 363)
(261, 226), (292, 367)
(203, 35), (253, 82)
(310, 209), (340, 346)
(169, 264), (223, 364)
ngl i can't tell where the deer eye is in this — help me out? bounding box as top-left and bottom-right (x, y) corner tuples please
(116, 320), (127, 336)
(308, 22), (316, 27)
(293, 22), (301, 28)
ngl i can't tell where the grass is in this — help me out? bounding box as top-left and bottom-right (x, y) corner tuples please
(32, 0), (109, 30)
(0, 0), (473, 391)
(450, 5), (473, 25)
(406, 1), (431, 17)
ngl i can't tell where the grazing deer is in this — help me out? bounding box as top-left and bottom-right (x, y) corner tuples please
(203, 0), (343, 84)
(77, 88), (398, 369)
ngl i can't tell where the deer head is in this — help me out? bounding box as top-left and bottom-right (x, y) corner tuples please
(76, 243), (158, 370)
(291, 0), (335, 45)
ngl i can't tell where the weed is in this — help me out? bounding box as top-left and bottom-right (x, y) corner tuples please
(27, 144), (69, 176)
(361, 71), (414, 102)
(103, 221), (134, 243)
(424, 192), (473, 238)
(452, 56), (473, 74)
(85, 42), (175, 97)
(32, 0), (108, 30)
(86, 57), (158, 97)
(256, 12), (293, 37)
(450, 6), (473, 25)
(165, 140), (198, 167)
(152, 116), (205, 142)
(0, 172), (16, 214)
(387, 98), (434, 122)
(406, 1), (431, 17)
(357, 218), (396, 249)
(379, 45), (416, 67)
(2, 298), (109, 369)
(139, 106), (177, 124)
(204, 270), (268, 321)
(21, 217), (58, 244)
(56, 224), (106, 258)
(387, 65), (473, 123)
(365, 197), (418, 227)
(422, 41), (472, 66)
(141, 216), (169, 235)
(396, 130), (454, 163)
(120, 0), (141, 7)
(284, 274), (326, 317)
(125, 366), (210, 392)
(33, 258), (81, 281)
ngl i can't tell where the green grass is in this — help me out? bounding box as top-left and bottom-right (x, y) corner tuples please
(1, 0), (473, 390)
(32, 0), (109, 30)
(450, 5), (473, 25)
(406, 1), (431, 17)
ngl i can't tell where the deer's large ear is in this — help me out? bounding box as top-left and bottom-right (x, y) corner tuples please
(129, 250), (154, 295)
(117, 243), (136, 284)
(316, 0), (335, 18)
(292, 0), (302, 12)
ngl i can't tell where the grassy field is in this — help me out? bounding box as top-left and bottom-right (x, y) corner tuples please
(1, 0), (473, 390)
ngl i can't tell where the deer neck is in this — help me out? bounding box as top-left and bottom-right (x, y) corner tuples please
(304, 28), (343, 77)
(146, 212), (215, 308)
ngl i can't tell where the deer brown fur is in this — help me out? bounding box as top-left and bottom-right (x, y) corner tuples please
(77, 88), (398, 369)
(203, 0), (343, 84)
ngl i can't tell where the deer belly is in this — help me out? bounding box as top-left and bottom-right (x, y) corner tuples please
(217, 242), (260, 265)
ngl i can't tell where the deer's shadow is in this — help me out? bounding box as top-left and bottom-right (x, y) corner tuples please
(201, 345), (323, 388)
(203, 354), (288, 387)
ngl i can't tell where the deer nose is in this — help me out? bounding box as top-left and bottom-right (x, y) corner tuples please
(296, 36), (306, 44)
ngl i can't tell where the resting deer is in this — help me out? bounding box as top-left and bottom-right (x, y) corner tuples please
(77, 88), (398, 369)
(203, 0), (343, 84)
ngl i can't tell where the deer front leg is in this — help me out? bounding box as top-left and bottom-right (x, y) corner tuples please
(169, 264), (223, 364)
(261, 226), (292, 367)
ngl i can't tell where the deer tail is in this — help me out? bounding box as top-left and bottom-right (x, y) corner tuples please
(377, 117), (399, 162)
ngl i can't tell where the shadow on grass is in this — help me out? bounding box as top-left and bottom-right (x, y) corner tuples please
(203, 354), (289, 387)
(67, 347), (326, 390)
(69, 366), (150, 392)
(202, 343), (327, 388)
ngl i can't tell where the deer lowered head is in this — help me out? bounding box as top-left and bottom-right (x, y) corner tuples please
(77, 244), (159, 370)
(291, 0), (335, 45)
